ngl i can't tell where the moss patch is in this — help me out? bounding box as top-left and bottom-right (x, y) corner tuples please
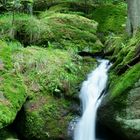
(16, 96), (74, 139)
(104, 33), (140, 74)
(12, 45), (96, 98)
(0, 40), (27, 129)
(88, 3), (127, 39)
(109, 63), (140, 98)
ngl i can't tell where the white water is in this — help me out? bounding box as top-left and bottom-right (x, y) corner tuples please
(74, 59), (112, 140)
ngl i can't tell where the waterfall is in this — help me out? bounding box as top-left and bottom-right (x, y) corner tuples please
(74, 59), (112, 140)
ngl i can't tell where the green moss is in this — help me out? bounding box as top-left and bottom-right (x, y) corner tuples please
(0, 13), (31, 39)
(106, 33), (140, 72)
(110, 63), (140, 98)
(0, 40), (27, 129)
(11, 44), (97, 139)
(0, 40), (13, 69)
(16, 95), (75, 139)
(12, 46), (96, 98)
(0, 12), (103, 53)
(105, 35), (126, 53)
(40, 12), (103, 52)
(89, 3), (127, 36)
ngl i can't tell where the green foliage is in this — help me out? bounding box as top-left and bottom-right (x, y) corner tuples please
(0, 0), (21, 11)
(47, 1), (94, 15)
(0, 13), (30, 39)
(39, 12), (98, 51)
(93, 0), (125, 4)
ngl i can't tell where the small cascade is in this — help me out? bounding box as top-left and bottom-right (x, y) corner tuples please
(74, 59), (112, 140)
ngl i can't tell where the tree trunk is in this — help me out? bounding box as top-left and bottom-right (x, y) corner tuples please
(126, 0), (140, 36)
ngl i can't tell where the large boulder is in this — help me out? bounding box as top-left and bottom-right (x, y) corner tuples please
(33, 1), (127, 42)
(10, 45), (97, 139)
(0, 13), (103, 53)
(0, 40), (27, 129)
(98, 65), (140, 139)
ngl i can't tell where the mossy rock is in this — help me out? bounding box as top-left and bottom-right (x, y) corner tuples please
(12, 45), (97, 100)
(33, 1), (127, 42)
(88, 3), (127, 41)
(98, 63), (140, 139)
(15, 96), (76, 139)
(98, 76), (140, 139)
(22, 12), (102, 53)
(104, 33), (140, 74)
(0, 13), (103, 53)
(0, 40), (27, 129)
(10, 44), (97, 139)
(97, 30), (140, 139)
(109, 63), (140, 98)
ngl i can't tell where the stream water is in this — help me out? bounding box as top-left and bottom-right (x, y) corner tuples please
(74, 59), (112, 140)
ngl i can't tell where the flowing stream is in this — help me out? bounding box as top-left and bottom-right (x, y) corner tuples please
(74, 59), (112, 140)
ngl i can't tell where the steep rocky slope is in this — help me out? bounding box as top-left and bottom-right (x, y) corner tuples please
(98, 34), (140, 140)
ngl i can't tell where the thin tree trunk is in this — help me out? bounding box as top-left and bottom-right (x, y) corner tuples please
(10, 10), (15, 39)
(126, 0), (140, 36)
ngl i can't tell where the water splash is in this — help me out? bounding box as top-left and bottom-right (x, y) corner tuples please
(74, 59), (112, 140)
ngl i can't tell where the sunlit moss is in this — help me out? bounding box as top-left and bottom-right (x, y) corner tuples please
(11, 44), (97, 139)
(0, 40), (27, 129)
(110, 63), (140, 98)
(89, 3), (127, 37)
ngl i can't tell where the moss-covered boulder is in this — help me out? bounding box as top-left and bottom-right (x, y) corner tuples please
(104, 34), (140, 74)
(98, 64), (140, 139)
(33, 0), (127, 42)
(37, 12), (102, 52)
(0, 12), (103, 53)
(10, 45), (97, 139)
(87, 3), (127, 41)
(98, 34), (140, 139)
(16, 96), (76, 139)
(0, 40), (27, 129)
